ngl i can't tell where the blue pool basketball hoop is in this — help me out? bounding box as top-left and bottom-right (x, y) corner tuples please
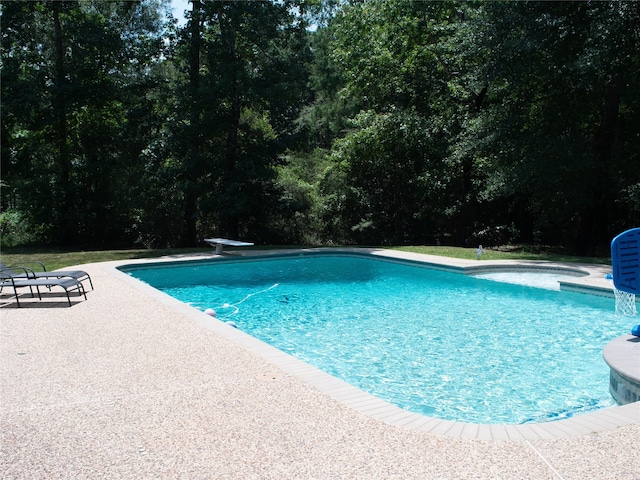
(611, 228), (639, 319)
(611, 227), (640, 295)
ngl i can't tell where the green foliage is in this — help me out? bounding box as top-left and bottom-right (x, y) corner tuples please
(273, 149), (328, 244)
(329, 109), (447, 244)
(303, 0), (639, 252)
(165, 0), (312, 245)
(463, 1), (640, 253)
(0, 209), (40, 247)
(1, 0), (170, 247)
(2, 0), (638, 255)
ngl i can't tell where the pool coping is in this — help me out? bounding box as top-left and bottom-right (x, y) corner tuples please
(108, 247), (640, 441)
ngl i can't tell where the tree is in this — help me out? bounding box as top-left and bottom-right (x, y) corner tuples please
(311, 0), (640, 251)
(3, 0), (637, 254)
(464, 1), (640, 253)
(1, 0), (170, 247)
(313, 0), (462, 244)
(169, 0), (313, 245)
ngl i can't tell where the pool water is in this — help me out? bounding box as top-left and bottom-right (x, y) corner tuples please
(126, 254), (625, 424)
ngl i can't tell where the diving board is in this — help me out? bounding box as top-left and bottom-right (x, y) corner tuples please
(204, 237), (254, 255)
(611, 227), (640, 295)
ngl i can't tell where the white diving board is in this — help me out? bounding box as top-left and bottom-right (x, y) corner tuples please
(204, 237), (254, 255)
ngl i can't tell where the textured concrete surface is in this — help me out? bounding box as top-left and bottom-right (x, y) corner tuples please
(1, 253), (639, 479)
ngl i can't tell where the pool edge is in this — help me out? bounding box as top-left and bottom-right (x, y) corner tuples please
(104, 247), (640, 442)
(604, 335), (640, 406)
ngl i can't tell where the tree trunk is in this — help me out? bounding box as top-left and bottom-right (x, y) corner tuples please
(575, 76), (623, 255)
(52, 2), (72, 244)
(219, 7), (241, 239)
(181, 0), (201, 247)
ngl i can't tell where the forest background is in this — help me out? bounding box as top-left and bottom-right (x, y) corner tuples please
(2, 0), (639, 256)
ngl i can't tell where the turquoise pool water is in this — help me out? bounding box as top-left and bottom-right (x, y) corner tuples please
(125, 254), (625, 424)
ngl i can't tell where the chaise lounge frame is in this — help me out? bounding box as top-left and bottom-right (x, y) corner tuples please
(0, 262), (93, 291)
(1, 268), (87, 307)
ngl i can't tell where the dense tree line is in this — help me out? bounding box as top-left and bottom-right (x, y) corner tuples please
(2, 0), (639, 255)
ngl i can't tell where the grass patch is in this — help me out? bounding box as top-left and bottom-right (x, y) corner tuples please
(0, 247), (212, 271)
(392, 245), (610, 264)
(0, 244), (610, 271)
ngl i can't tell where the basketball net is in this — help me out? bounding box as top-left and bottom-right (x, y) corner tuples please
(614, 288), (637, 316)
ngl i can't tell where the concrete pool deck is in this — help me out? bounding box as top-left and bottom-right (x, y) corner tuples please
(1, 248), (639, 479)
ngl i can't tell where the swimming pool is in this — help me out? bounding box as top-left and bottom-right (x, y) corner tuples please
(124, 253), (625, 425)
